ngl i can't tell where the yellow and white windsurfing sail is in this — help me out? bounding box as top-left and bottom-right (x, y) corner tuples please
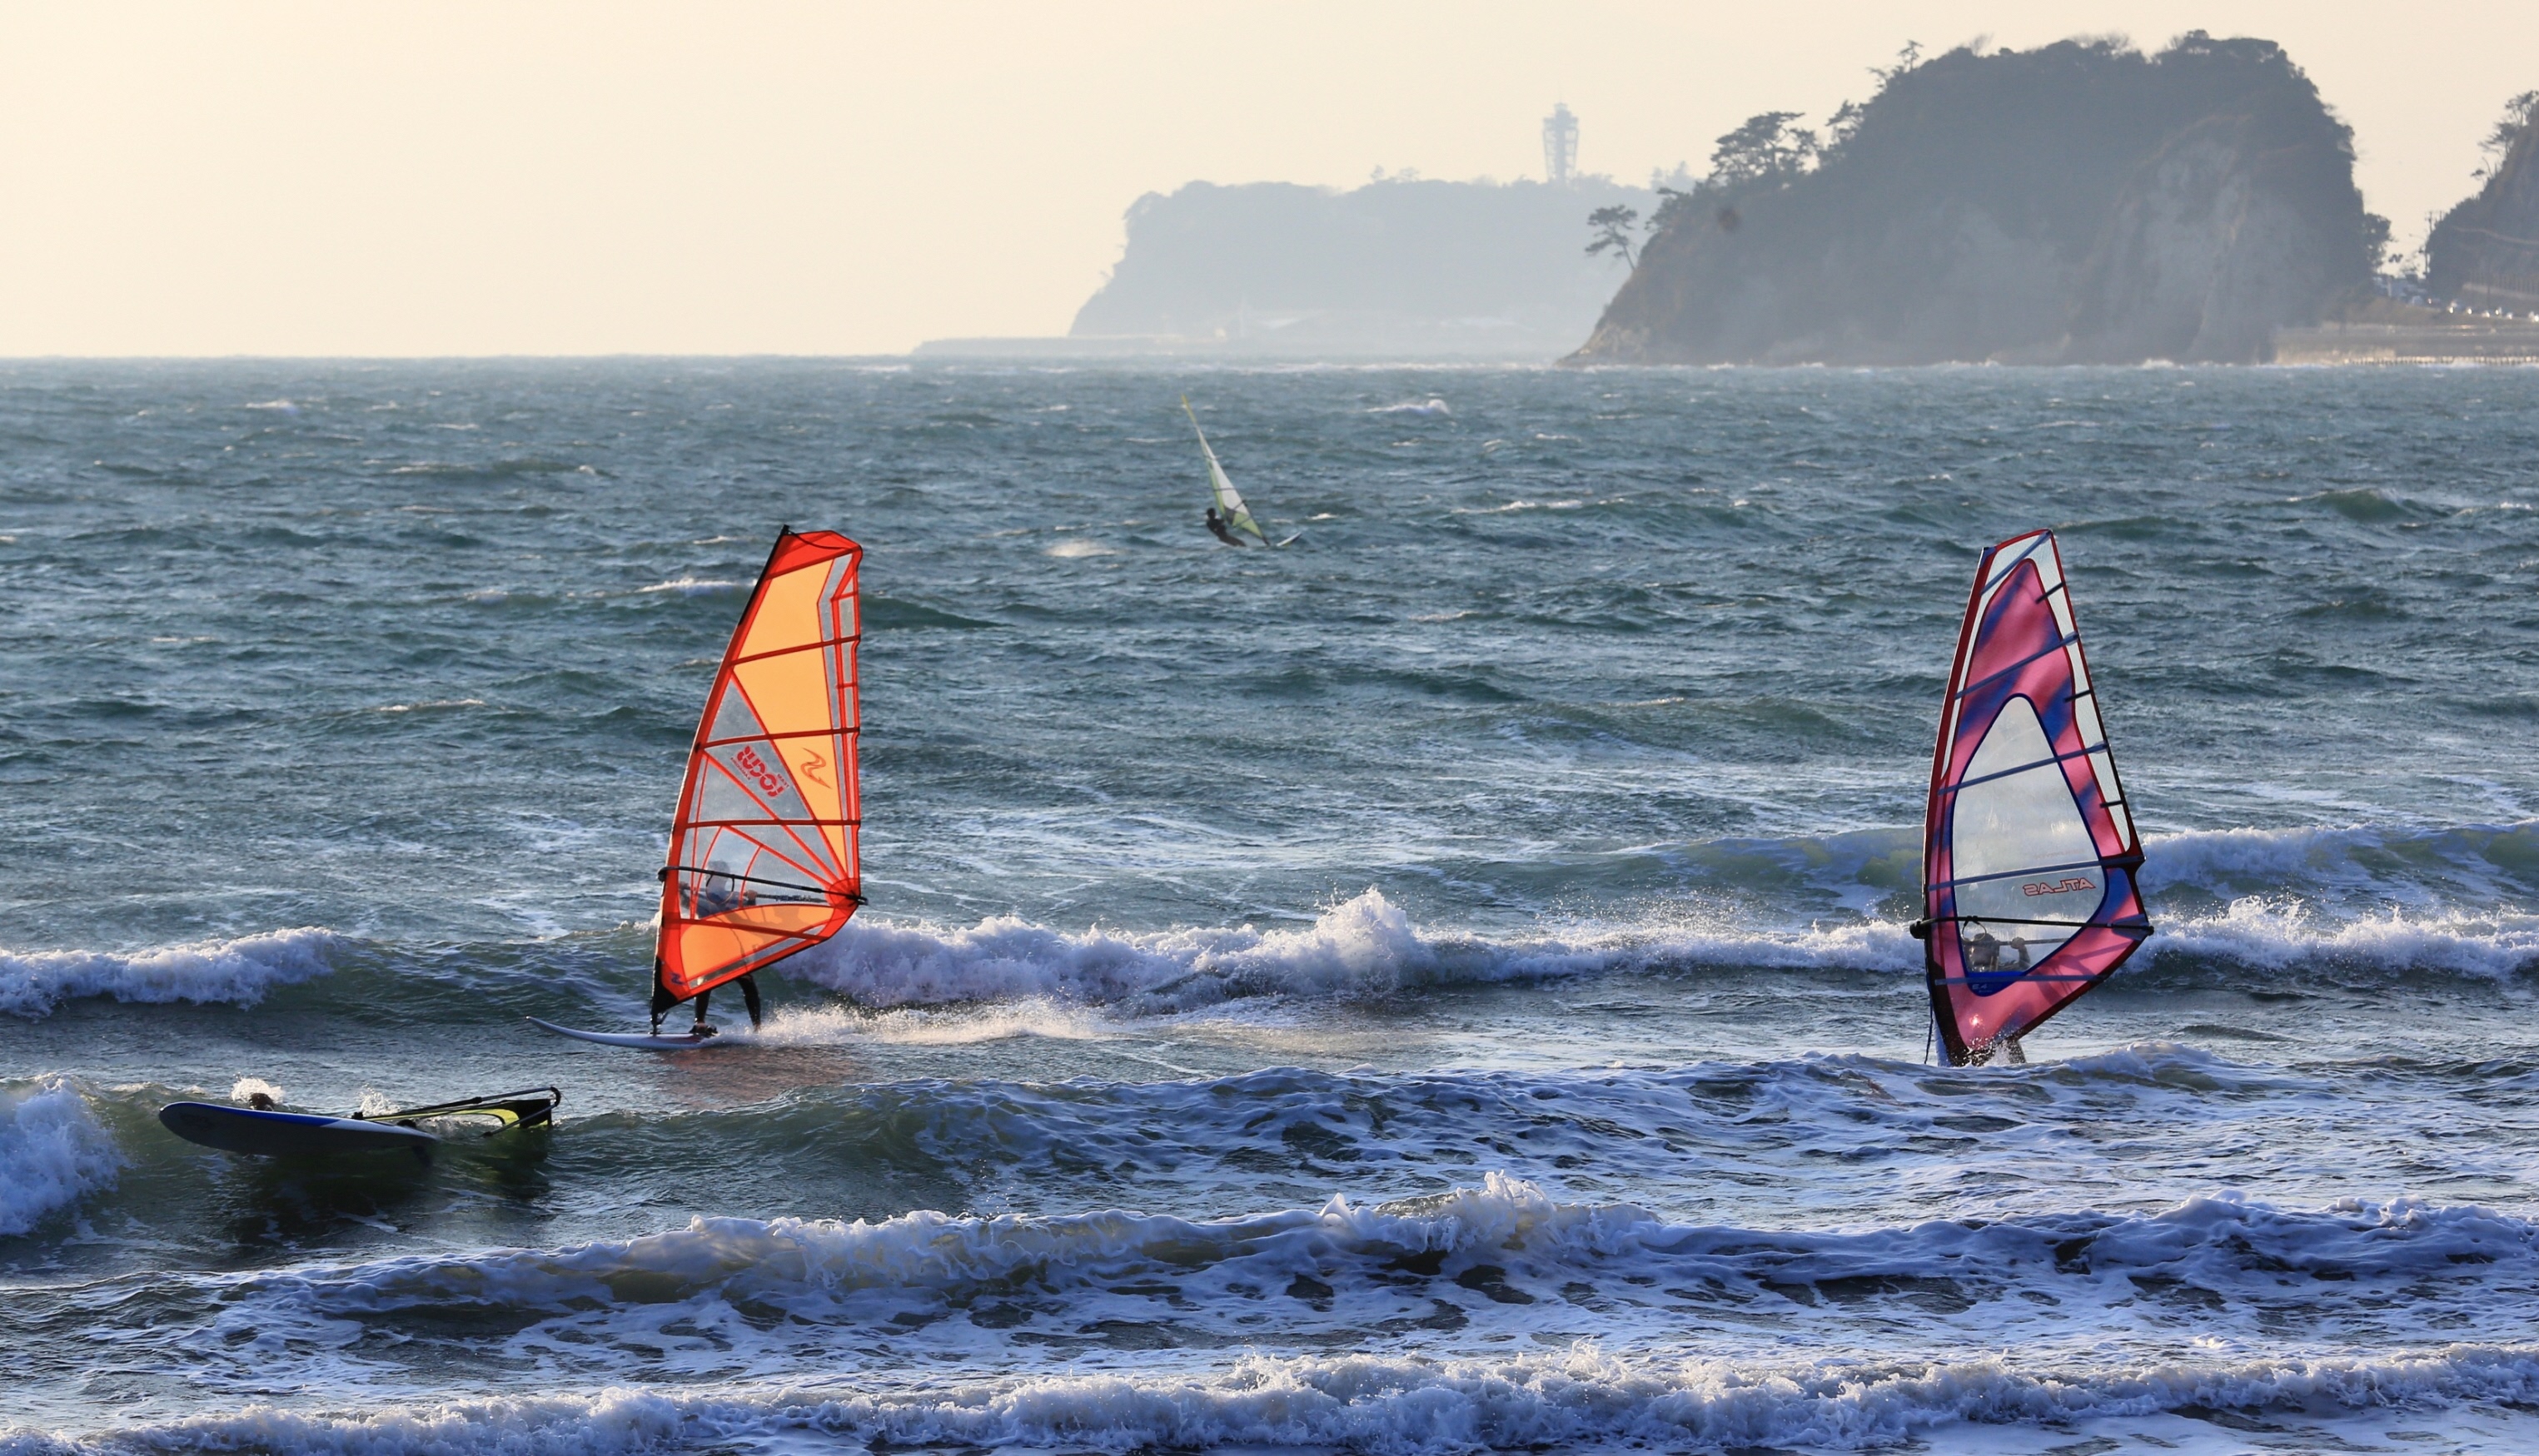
(1183, 395), (1272, 547)
(655, 529), (864, 1001)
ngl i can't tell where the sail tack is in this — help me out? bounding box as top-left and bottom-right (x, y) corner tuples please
(655, 529), (864, 1001)
(1920, 529), (2149, 1065)
(1183, 396), (1272, 546)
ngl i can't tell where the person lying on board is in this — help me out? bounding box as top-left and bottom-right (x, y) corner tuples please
(1205, 506), (1245, 546)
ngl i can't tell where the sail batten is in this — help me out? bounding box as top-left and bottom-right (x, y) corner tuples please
(653, 528), (865, 1001)
(1920, 528), (2150, 1066)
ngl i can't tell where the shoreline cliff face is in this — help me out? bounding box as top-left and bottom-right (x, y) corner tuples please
(2427, 104), (2539, 312)
(1577, 36), (2377, 365)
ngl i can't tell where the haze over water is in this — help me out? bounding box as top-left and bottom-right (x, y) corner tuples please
(7, 360), (2539, 1454)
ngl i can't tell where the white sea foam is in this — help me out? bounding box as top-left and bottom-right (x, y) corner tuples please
(793, 865), (2539, 1010)
(788, 889), (1919, 1011)
(1369, 397), (1451, 415)
(2145, 897), (2539, 978)
(30, 1172), (2539, 1446)
(16, 1344), (2538, 1456)
(0, 1079), (122, 1238)
(243, 1172), (2533, 1326)
(754, 998), (1111, 1047)
(0, 928), (340, 1020)
(635, 577), (741, 595)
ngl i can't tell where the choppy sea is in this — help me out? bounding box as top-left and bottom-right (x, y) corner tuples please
(6, 360), (2539, 1455)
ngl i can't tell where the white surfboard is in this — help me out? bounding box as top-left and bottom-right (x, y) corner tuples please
(525, 1015), (736, 1051)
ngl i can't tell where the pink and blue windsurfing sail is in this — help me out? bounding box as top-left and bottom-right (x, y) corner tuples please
(1919, 529), (2150, 1065)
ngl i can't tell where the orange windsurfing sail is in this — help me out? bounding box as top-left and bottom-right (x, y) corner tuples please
(655, 529), (864, 1001)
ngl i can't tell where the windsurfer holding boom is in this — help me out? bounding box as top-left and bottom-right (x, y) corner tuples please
(650, 873), (763, 1036)
(1205, 506), (1244, 546)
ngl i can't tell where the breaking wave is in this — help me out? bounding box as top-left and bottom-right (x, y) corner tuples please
(633, 577), (741, 595)
(788, 888), (1913, 1011)
(25, 1174), (2539, 1454)
(0, 1079), (122, 1238)
(2144, 897), (2539, 979)
(0, 928), (341, 1019)
(15, 1346), (2539, 1456)
(235, 1172), (2538, 1324)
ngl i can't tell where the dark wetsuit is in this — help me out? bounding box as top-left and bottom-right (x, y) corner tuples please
(1206, 507), (1244, 546)
(651, 963), (760, 1033)
(651, 873), (764, 1032)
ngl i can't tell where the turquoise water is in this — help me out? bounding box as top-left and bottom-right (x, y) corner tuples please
(6, 360), (2539, 1454)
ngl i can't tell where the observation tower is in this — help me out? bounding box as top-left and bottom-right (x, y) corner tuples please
(1542, 103), (1578, 185)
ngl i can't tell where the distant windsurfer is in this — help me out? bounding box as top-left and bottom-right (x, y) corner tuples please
(1205, 506), (1245, 546)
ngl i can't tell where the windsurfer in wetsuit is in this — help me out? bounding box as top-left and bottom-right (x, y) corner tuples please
(651, 964), (760, 1036)
(1963, 926), (2001, 972)
(1205, 506), (1244, 546)
(650, 872), (764, 1036)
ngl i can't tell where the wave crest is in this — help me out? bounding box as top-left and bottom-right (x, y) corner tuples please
(789, 890), (1916, 1011)
(0, 1079), (122, 1238)
(0, 928), (340, 1020)
(20, 1344), (2539, 1456)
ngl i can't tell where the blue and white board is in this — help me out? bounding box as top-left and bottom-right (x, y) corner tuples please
(158, 1101), (440, 1160)
(526, 1015), (734, 1051)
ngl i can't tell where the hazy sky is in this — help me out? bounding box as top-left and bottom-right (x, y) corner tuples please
(0, 2), (2528, 355)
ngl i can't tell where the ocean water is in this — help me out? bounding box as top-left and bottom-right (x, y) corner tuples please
(6, 359), (2539, 1456)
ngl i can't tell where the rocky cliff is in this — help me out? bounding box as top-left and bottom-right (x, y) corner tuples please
(1070, 176), (1652, 358)
(1576, 36), (2378, 365)
(2427, 97), (2539, 312)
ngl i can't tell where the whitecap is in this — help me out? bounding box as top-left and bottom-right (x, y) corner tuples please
(636, 578), (743, 595)
(0, 1078), (122, 1237)
(0, 927), (340, 1019)
(783, 889), (1917, 1014)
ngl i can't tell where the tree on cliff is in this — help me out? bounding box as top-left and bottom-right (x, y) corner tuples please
(1707, 112), (1820, 189)
(2427, 89), (2539, 312)
(2481, 92), (2538, 173)
(1585, 205), (1640, 268)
